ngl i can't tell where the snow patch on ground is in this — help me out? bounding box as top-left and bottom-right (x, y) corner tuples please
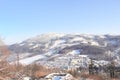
(28, 43), (34, 46)
(50, 40), (66, 49)
(82, 34), (95, 38)
(19, 43), (25, 46)
(19, 55), (46, 65)
(99, 35), (106, 38)
(90, 41), (99, 46)
(19, 53), (33, 59)
(45, 50), (56, 56)
(71, 37), (86, 42)
(67, 50), (82, 55)
(31, 44), (39, 49)
(94, 60), (109, 66)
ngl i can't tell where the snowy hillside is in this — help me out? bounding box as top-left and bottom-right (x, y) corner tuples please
(9, 33), (120, 67)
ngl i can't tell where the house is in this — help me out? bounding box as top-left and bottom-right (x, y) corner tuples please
(45, 73), (73, 80)
(23, 77), (32, 80)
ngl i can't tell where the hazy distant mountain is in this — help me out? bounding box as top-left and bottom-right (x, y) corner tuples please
(9, 33), (120, 64)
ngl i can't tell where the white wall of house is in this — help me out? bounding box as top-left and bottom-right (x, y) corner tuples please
(23, 77), (31, 80)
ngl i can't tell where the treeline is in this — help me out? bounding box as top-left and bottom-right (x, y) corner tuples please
(0, 62), (51, 79)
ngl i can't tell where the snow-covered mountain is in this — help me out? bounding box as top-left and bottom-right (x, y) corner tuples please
(9, 33), (120, 67)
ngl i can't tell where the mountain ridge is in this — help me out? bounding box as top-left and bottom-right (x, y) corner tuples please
(8, 33), (120, 66)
